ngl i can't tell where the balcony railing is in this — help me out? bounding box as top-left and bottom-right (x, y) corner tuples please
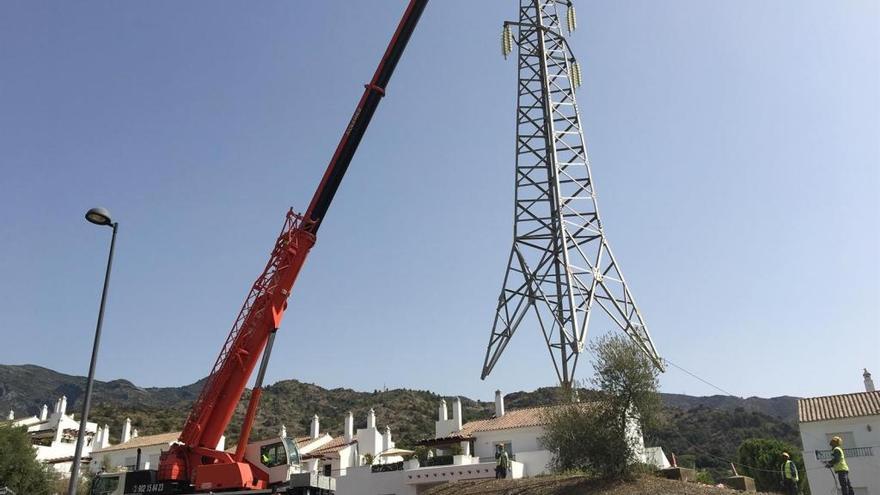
(815, 447), (874, 461)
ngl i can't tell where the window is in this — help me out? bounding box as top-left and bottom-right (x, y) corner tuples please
(91, 475), (120, 495)
(260, 442), (288, 468)
(323, 464), (332, 477)
(493, 441), (512, 456)
(283, 437), (301, 464)
(825, 432), (857, 448)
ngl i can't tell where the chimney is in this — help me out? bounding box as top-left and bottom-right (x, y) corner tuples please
(367, 408), (376, 429)
(865, 369), (876, 392)
(53, 421), (64, 443)
(310, 415), (320, 439)
(54, 397), (61, 414)
(438, 399), (448, 421)
(6, 410), (12, 420)
(40, 404), (48, 421)
(344, 412), (354, 442)
(495, 390), (505, 417)
(452, 397), (462, 430)
(59, 396), (67, 416)
(103, 426), (111, 446)
(383, 426), (392, 451)
(122, 418), (132, 443)
(280, 424), (287, 438)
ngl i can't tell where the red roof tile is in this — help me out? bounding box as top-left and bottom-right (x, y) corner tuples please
(301, 436), (356, 459)
(798, 391), (880, 423)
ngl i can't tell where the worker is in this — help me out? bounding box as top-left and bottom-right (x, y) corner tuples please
(824, 436), (854, 495)
(495, 444), (510, 479)
(780, 452), (799, 495)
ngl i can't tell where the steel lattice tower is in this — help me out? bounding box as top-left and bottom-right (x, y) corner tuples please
(482, 0), (663, 388)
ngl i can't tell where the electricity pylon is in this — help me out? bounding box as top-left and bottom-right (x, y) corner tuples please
(482, 0), (663, 389)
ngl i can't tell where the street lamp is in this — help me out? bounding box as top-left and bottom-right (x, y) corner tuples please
(69, 208), (118, 495)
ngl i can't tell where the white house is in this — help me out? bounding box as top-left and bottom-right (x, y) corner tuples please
(798, 370), (879, 495)
(428, 390), (647, 477)
(89, 418), (225, 474)
(303, 409), (405, 479)
(332, 390), (664, 495)
(10, 395), (97, 474)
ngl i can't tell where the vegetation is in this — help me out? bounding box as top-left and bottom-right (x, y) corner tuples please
(0, 425), (55, 495)
(646, 405), (802, 481)
(736, 438), (809, 494)
(541, 335), (662, 479)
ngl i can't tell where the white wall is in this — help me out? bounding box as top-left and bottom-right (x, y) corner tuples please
(357, 427), (383, 457)
(335, 459), (525, 495)
(472, 426), (545, 460)
(89, 443), (172, 473)
(470, 426), (551, 476)
(799, 416), (880, 495)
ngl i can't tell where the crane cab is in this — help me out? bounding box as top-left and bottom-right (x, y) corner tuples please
(244, 435), (303, 485)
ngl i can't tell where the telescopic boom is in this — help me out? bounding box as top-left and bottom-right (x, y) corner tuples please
(158, 2), (428, 491)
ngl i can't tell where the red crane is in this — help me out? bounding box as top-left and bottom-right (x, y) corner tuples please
(157, 1), (428, 491)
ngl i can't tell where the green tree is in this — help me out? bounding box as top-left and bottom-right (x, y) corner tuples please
(736, 438), (809, 494)
(541, 334), (662, 479)
(0, 425), (55, 495)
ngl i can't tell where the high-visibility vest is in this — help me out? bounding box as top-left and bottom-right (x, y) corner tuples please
(831, 446), (849, 473)
(781, 460), (798, 481)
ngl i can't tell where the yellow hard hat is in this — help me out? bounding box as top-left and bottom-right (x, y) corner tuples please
(830, 436), (842, 447)
(782, 452), (790, 458)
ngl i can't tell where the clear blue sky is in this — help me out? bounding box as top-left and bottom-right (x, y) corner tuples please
(1, 0), (877, 402)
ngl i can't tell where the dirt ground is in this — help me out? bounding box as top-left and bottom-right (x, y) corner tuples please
(421, 474), (742, 495)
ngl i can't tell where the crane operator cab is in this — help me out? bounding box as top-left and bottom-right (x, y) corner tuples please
(246, 435), (303, 485)
(90, 434), (333, 495)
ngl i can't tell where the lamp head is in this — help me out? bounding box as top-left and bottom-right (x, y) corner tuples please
(85, 207), (113, 226)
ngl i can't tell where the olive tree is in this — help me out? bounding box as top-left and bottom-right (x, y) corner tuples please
(541, 334), (661, 479)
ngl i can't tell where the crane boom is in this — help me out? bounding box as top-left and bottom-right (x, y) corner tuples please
(158, 2), (428, 491)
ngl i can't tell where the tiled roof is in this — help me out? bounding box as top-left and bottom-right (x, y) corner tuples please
(92, 432), (181, 453)
(457, 405), (558, 436)
(294, 436), (315, 449)
(301, 436), (356, 460)
(798, 391), (880, 423)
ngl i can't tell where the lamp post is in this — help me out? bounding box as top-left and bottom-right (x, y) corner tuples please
(69, 207), (118, 495)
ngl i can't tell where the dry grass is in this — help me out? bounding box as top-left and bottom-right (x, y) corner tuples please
(421, 474), (740, 495)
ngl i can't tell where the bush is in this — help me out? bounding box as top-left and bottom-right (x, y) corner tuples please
(541, 334), (661, 480)
(695, 470), (715, 485)
(0, 425), (55, 495)
(371, 461), (404, 473)
(736, 438), (809, 494)
(424, 455), (454, 467)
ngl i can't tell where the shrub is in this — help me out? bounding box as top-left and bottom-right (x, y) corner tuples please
(736, 438), (809, 494)
(0, 425), (55, 495)
(541, 334), (661, 480)
(424, 455), (454, 467)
